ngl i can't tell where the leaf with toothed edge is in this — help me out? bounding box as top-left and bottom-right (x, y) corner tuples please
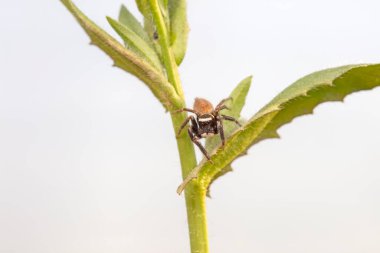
(177, 64), (380, 195)
(252, 64), (380, 146)
(60, 0), (182, 111)
(204, 76), (252, 197)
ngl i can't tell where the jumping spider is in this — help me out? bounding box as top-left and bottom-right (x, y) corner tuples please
(176, 97), (241, 161)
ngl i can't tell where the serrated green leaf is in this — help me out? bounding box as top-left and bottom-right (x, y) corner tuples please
(118, 5), (151, 45)
(60, 0), (181, 111)
(178, 64), (380, 194)
(168, 0), (189, 65)
(253, 64), (380, 146)
(107, 17), (163, 72)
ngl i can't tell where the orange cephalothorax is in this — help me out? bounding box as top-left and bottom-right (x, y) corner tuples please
(193, 98), (214, 115)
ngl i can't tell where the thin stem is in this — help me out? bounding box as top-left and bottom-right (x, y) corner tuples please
(148, 0), (183, 98)
(148, 0), (209, 252)
(171, 112), (209, 253)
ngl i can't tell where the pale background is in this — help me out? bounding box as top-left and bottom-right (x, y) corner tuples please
(0, 0), (379, 252)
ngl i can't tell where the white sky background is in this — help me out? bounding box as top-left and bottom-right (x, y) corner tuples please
(1, 0), (380, 252)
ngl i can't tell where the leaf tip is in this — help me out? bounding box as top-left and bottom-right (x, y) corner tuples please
(119, 4), (127, 12)
(105, 16), (114, 24)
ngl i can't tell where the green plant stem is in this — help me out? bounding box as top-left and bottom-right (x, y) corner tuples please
(148, 0), (183, 98)
(171, 112), (209, 253)
(148, 0), (209, 251)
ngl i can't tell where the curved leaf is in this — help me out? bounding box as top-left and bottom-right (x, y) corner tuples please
(168, 0), (189, 65)
(107, 17), (163, 72)
(60, 0), (181, 111)
(178, 64), (380, 194)
(253, 64), (380, 145)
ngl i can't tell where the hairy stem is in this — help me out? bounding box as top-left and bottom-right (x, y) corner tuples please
(148, 0), (209, 251)
(171, 112), (209, 253)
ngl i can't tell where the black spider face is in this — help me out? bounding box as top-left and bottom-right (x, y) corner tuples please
(194, 113), (218, 138)
(176, 97), (241, 161)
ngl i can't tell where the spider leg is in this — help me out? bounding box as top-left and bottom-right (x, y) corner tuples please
(177, 115), (194, 137)
(214, 104), (230, 113)
(174, 108), (197, 114)
(188, 128), (212, 161)
(215, 97), (233, 109)
(221, 114), (242, 127)
(218, 119), (226, 146)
